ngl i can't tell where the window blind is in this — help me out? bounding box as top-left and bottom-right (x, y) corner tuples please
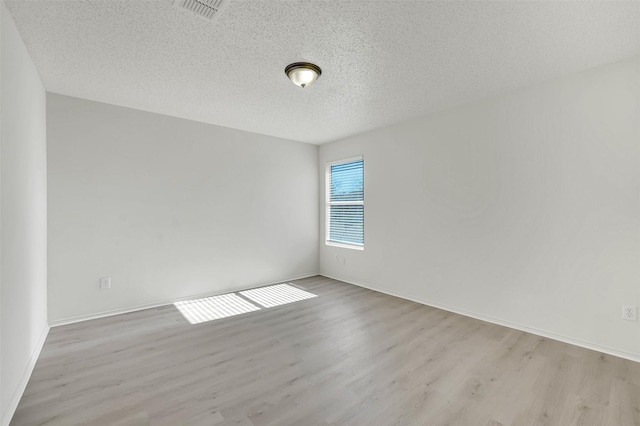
(327, 158), (364, 246)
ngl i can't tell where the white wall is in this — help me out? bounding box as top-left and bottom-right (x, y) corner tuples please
(0, 3), (49, 425)
(319, 57), (640, 360)
(47, 94), (318, 323)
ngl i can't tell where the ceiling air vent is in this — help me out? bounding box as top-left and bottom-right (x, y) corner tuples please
(171, 0), (229, 21)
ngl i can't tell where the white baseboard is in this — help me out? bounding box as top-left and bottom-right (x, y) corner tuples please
(1, 324), (50, 426)
(320, 273), (640, 363)
(49, 273), (319, 327)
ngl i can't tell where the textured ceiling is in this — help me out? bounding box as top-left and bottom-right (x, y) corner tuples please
(5, 0), (640, 144)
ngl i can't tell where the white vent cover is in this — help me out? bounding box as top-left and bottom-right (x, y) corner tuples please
(171, 0), (229, 21)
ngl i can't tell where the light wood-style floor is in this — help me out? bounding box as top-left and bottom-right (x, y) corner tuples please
(11, 276), (640, 425)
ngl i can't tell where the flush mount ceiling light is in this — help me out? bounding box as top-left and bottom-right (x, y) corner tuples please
(285, 62), (322, 88)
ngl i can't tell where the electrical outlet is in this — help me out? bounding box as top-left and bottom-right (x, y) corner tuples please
(340, 256), (346, 266)
(622, 305), (637, 321)
(335, 255), (340, 263)
(100, 277), (111, 290)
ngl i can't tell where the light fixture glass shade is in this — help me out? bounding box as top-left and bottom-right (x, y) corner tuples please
(285, 62), (322, 88)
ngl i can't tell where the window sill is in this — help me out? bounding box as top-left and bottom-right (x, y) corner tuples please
(326, 241), (364, 251)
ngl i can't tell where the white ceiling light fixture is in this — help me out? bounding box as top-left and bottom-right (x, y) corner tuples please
(285, 62), (322, 88)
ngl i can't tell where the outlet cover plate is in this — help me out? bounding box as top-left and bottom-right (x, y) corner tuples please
(100, 277), (111, 289)
(622, 305), (637, 321)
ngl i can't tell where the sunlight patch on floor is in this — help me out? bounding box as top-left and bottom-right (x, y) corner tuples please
(174, 283), (317, 325)
(240, 283), (317, 308)
(174, 293), (260, 325)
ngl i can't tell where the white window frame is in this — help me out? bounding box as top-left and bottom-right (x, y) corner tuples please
(325, 156), (364, 251)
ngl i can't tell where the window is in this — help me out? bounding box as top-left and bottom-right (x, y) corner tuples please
(326, 157), (364, 249)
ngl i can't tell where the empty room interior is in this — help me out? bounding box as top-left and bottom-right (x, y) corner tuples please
(1, 0), (640, 425)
